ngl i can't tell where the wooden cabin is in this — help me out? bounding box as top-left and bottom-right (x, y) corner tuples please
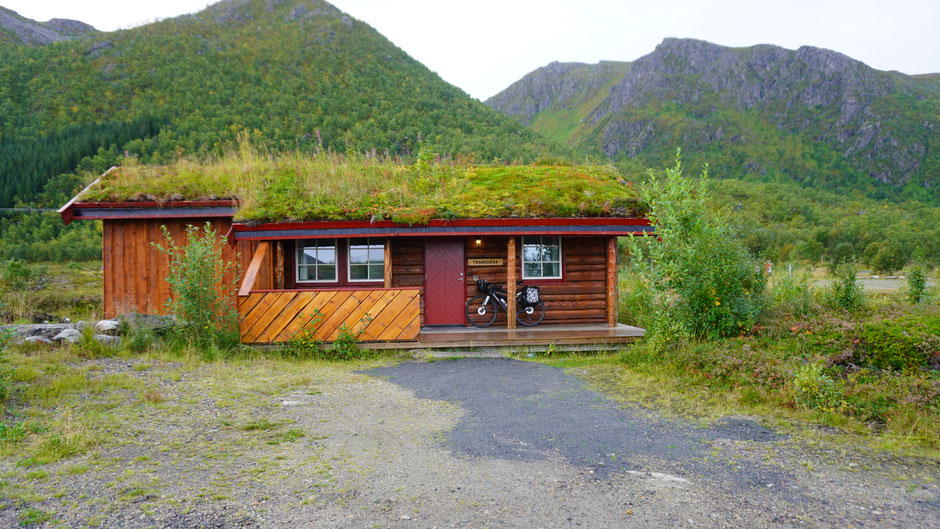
(59, 162), (651, 348)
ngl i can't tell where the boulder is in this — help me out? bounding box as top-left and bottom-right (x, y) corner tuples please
(52, 328), (83, 344)
(24, 336), (53, 345)
(94, 319), (121, 335)
(93, 334), (121, 346)
(2, 323), (73, 341)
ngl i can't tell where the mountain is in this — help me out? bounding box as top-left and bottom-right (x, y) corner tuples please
(0, 6), (96, 45)
(487, 38), (940, 203)
(0, 0), (566, 206)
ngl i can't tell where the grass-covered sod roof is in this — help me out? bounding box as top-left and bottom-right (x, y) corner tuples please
(80, 150), (645, 224)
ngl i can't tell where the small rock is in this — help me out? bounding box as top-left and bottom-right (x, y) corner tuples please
(24, 336), (53, 345)
(281, 400), (305, 406)
(94, 334), (121, 346)
(400, 515), (411, 520)
(53, 328), (83, 344)
(95, 319), (121, 335)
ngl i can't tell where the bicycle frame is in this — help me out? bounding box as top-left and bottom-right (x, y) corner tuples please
(480, 288), (530, 313)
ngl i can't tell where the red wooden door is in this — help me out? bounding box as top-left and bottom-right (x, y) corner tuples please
(424, 238), (466, 325)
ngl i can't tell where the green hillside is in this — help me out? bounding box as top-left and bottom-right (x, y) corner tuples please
(0, 0), (568, 207)
(488, 40), (940, 205)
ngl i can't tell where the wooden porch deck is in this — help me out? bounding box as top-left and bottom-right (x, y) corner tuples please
(365, 323), (644, 351)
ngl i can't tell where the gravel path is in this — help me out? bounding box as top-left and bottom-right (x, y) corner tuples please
(1, 356), (937, 528)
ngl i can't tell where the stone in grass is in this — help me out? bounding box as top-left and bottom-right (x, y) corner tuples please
(93, 334), (122, 346)
(24, 335), (53, 345)
(52, 328), (83, 344)
(94, 319), (121, 335)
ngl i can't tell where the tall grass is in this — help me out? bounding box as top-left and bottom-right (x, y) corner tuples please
(80, 136), (643, 224)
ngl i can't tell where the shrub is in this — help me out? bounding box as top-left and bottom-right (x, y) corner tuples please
(828, 260), (864, 312)
(154, 222), (239, 351)
(767, 272), (817, 320)
(627, 150), (765, 340)
(284, 310), (324, 359)
(907, 262), (927, 304)
(0, 328), (11, 403)
(793, 363), (844, 412)
(853, 318), (940, 372)
(0, 260), (49, 292)
(284, 311), (374, 361)
(326, 324), (373, 361)
(0, 260), (51, 321)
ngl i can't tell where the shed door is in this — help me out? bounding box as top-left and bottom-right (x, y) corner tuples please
(424, 238), (466, 325)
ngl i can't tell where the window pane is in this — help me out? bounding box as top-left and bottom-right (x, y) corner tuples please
(317, 265), (336, 281)
(543, 262), (560, 278)
(369, 247), (384, 264)
(298, 266), (312, 281)
(350, 247), (368, 264)
(524, 262), (540, 277)
(318, 248), (335, 265)
(301, 248), (318, 265)
(349, 264), (368, 280)
(523, 245), (540, 262)
(545, 243), (560, 262)
(349, 237), (368, 247)
(522, 236), (539, 246)
(369, 264), (384, 279)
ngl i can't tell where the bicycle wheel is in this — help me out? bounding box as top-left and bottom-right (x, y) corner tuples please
(466, 295), (498, 327)
(516, 300), (545, 326)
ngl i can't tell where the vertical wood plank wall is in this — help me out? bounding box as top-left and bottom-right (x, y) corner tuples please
(102, 218), (254, 318)
(464, 236), (610, 324)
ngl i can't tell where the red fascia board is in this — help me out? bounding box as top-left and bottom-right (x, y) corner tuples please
(72, 200), (238, 209)
(236, 229), (652, 240)
(232, 217), (652, 232)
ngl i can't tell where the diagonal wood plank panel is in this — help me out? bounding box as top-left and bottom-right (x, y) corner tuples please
(237, 288), (420, 344)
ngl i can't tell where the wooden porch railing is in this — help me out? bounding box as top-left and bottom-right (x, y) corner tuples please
(238, 288), (421, 344)
(236, 240), (420, 345)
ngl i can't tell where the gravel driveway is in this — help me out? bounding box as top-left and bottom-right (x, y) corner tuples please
(1, 356), (937, 528)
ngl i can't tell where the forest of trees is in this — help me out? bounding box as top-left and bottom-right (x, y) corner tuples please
(0, 1), (564, 207)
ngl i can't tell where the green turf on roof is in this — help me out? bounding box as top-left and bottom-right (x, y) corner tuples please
(80, 152), (645, 224)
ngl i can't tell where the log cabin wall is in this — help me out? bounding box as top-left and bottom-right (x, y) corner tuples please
(464, 236), (608, 325)
(102, 218), (255, 318)
(390, 238), (425, 327)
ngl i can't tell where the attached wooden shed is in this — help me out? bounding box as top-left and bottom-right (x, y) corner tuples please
(60, 160), (651, 348)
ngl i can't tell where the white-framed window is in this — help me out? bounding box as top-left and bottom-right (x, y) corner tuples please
(348, 237), (385, 282)
(296, 239), (337, 282)
(522, 236), (562, 280)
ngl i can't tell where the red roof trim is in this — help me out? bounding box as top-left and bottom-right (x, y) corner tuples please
(71, 200), (238, 209)
(232, 217), (651, 232)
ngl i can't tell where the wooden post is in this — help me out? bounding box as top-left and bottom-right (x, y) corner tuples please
(384, 238), (392, 288)
(274, 241), (285, 290)
(606, 236), (618, 327)
(507, 237), (517, 330)
(239, 241), (270, 297)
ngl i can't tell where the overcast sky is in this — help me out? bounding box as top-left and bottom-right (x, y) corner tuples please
(5, 0), (939, 100)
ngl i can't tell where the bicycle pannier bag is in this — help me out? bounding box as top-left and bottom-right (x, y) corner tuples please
(523, 285), (540, 306)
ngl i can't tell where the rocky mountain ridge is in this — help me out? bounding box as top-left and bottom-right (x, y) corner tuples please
(488, 38), (940, 201)
(0, 6), (95, 45)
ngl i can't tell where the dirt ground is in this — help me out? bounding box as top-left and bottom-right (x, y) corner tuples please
(1, 355), (937, 528)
